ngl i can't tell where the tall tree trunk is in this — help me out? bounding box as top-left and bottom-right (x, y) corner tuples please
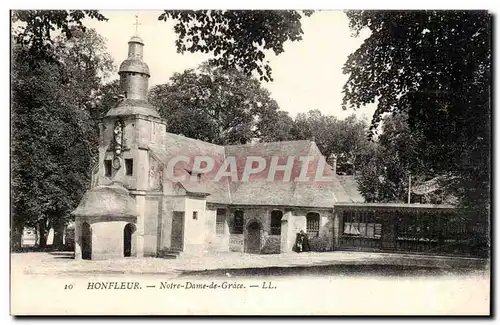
(38, 219), (48, 249)
(52, 220), (65, 250)
(11, 223), (23, 252)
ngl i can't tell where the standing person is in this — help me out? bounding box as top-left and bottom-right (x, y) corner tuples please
(300, 230), (311, 252)
(294, 232), (303, 253)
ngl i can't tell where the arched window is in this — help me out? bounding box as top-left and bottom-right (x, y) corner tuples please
(270, 210), (283, 235)
(306, 212), (320, 238)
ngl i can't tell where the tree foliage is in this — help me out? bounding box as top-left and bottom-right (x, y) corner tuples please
(356, 113), (425, 203)
(158, 10), (313, 82)
(11, 10), (107, 63)
(342, 10), (491, 213)
(11, 27), (114, 248)
(148, 63), (292, 145)
(13, 9), (313, 81)
(291, 110), (374, 171)
(258, 110), (296, 143)
(91, 79), (121, 122)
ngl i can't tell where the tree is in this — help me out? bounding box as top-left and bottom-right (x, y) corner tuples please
(334, 114), (375, 175)
(11, 10), (107, 63)
(13, 10), (314, 82)
(148, 63), (290, 145)
(91, 79), (121, 122)
(11, 27), (115, 250)
(11, 50), (93, 248)
(356, 148), (392, 203)
(159, 10), (313, 81)
(342, 11), (491, 215)
(356, 112), (425, 203)
(54, 27), (115, 101)
(290, 110), (374, 172)
(291, 110), (336, 155)
(258, 111), (296, 143)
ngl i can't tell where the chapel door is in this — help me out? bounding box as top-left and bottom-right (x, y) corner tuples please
(171, 212), (185, 252)
(246, 222), (261, 254)
(123, 223), (136, 257)
(81, 222), (92, 260)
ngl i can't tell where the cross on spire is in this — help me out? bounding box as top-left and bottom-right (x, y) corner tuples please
(134, 14), (141, 35)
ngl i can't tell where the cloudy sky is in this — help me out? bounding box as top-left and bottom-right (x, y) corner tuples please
(84, 10), (376, 121)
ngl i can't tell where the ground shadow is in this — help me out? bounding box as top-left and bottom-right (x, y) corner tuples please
(49, 251), (74, 259)
(179, 263), (489, 279)
(52, 256), (75, 260)
(12, 246), (74, 253)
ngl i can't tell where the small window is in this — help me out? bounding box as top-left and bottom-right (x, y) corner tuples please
(193, 211), (198, 220)
(233, 210), (244, 234)
(270, 210), (283, 235)
(104, 160), (112, 177)
(216, 209), (226, 235)
(125, 159), (133, 176)
(306, 212), (320, 238)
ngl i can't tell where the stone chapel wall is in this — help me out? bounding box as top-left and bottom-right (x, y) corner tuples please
(143, 196), (161, 257)
(160, 195), (184, 250)
(226, 207), (281, 254)
(182, 196), (207, 255)
(204, 207), (230, 252)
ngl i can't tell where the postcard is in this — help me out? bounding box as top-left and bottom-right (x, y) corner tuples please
(10, 9), (491, 316)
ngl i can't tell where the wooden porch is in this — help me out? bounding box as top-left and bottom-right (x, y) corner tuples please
(333, 203), (489, 258)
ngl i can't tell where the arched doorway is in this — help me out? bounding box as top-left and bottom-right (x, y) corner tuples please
(246, 221), (261, 254)
(124, 223), (136, 257)
(81, 222), (92, 260)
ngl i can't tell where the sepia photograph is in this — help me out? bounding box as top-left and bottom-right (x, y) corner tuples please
(9, 8), (491, 316)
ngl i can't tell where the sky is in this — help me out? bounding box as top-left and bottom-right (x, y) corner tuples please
(84, 10), (376, 121)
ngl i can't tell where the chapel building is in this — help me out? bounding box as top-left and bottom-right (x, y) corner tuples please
(70, 33), (365, 260)
(70, 32), (482, 260)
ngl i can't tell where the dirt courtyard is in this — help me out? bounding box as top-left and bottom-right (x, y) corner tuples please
(11, 250), (489, 276)
(10, 251), (490, 315)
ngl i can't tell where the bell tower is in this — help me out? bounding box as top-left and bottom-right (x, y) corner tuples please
(98, 23), (163, 186)
(118, 35), (149, 100)
(98, 15), (166, 183)
(118, 15), (150, 101)
(73, 16), (167, 260)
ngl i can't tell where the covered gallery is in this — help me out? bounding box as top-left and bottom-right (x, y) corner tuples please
(333, 203), (489, 257)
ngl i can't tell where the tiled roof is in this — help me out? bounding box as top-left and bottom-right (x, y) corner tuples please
(149, 133), (230, 204)
(336, 175), (365, 203)
(149, 135), (363, 207)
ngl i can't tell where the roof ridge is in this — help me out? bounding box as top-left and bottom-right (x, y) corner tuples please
(164, 132), (225, 149)
(224, 139), (312, 148)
